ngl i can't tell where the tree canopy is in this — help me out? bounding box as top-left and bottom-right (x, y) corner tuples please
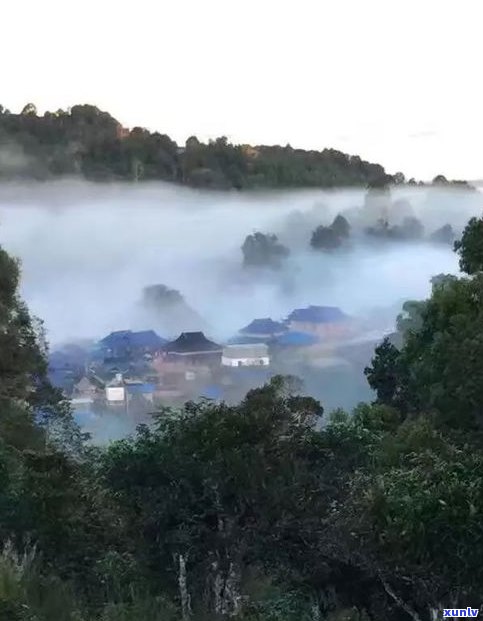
(0, 208), (483, 620)
(310, 214), (351, 251)
(0, 104), (392, 188)
(241, 232), (290, 269)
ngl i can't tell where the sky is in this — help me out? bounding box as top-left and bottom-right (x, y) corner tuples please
(2, 0), (482, 180)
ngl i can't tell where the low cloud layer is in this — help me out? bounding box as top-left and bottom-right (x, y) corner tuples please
(0, 181), (480, 349)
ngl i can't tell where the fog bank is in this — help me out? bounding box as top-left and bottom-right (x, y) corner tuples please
(0, 181), (480, 348)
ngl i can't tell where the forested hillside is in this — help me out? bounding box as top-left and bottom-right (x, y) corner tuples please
(0, 210), (483, 619)
(0, 104), (393, 188)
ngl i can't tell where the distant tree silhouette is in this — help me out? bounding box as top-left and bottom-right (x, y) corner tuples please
(242, 232), (290, 269)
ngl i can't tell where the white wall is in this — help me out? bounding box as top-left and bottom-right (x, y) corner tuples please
(106, 386), (125, 402)
(221, 356), (270, 367)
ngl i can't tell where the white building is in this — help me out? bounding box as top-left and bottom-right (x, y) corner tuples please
(106, 373), (125, 404)
(105, 385), (125, 403)
(221, 343), (270, 367)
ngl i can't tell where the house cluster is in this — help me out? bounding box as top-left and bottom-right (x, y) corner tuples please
(48, 306), (355, 418)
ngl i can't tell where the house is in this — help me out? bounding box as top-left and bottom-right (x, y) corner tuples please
(237, 318), (287, 342)
(72, 376), (98, 400)
(274, 331), (320, 348)
(125, 382), (156, 403)
(222, 343), (270, 367)
(164, 332), (222, 366)
(98, 330), (166, 362)
(105, 386), (125, 404)
(105, 373), (126, 405)
(48, 347), (87, 396)
(286, 306), (350, 339)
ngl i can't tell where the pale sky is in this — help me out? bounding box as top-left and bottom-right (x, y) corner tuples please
(2, 0), (482, 180)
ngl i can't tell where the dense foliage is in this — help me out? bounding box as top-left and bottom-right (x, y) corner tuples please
(310, 214), (351, 251)
(0, 213), (483, 620)
(0, 104), (392, 188)
(241, 233), (290, 269)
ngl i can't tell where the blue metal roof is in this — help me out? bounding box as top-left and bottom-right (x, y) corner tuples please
(129, 330), (167, 348)
(287, 306), (346, 324)
(100, 330), (131, 347)
(99, 330), (166, 350)
(239, 318), (287, 335)
(275, 331), (319, 347)
(126, 383), (156, 395)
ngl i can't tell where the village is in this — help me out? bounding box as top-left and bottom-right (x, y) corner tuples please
(48, 305), (375, 430)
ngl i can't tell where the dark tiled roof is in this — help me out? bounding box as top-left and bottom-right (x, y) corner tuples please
(165, 332), (222, 354)
(287, 306), (347, 323)
(239, 318), (287, 335)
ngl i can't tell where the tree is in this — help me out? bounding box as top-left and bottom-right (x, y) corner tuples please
(0, 102), (396, 188)
(310, 214), (351, 252)
(241, 232), (290, 269)
(429, 223), (455, 245)
(364, 218), (390, 239)
(21, 103), (37, 116)
(364, 338), (411, 412)
(367, 255), (483, 430)
(365, 216), (424, 242)
(101, 377), (324, 617)
(397, 216), (424, 240)
(310, 225), (341, 251)
(331, 214), (351, 239)
(339, 415), (483, 617)
(454, 216), (483, 274)
(432, 174), (448, 185)
(395, 299), (426, 337)
(140, 284), (207, 334)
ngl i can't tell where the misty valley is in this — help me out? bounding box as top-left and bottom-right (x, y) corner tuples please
(0, 180), (478, 440)
(1, 0), (483, 612)
(1, 170), (483, 621)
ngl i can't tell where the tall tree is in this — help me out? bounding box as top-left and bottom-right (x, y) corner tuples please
(241, 232), (290, 269)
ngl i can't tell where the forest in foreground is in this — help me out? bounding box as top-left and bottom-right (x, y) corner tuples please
(0, 198), (483, 620)
(1, 103), (396, 188)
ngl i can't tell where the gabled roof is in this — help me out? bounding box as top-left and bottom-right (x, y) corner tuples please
(129, 330), (167, 348)
(74, 377), (96, 392)
(100, 330), (131, 347)
(239, 318), (287, 335)
(287, 306), (347, 324)
(99, 330), (166, 350)
(165, 332), (222, 354)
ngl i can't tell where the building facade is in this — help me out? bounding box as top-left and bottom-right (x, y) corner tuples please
(164, 332), (222, 366)
(286, 306), (351, 339)
(222, 344), (270, 367)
